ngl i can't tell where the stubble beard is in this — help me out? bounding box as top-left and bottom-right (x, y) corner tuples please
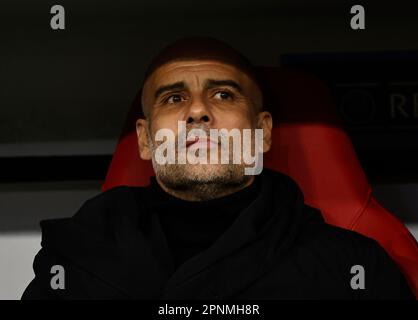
(147, 127), (252, 201)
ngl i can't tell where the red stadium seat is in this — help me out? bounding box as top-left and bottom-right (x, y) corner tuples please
(102, 67), (418, 298)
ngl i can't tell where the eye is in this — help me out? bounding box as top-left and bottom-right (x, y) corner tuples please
(214, 91), (233, 100)
(166, 94), (185, 104)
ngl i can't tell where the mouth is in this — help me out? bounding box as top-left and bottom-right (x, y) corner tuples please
(185, 137), (219, 150)
(185, 136), (199, 148)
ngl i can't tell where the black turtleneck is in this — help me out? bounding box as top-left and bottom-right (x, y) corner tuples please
(144, 176), (261, 269)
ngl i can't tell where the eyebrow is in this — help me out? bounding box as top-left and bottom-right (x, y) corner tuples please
(204, 79), (243, 93)
(154, 81), (187, 99)
(153, 79), (243, 100)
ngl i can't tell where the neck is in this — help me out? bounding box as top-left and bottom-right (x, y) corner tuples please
(155, 175), (255, 201)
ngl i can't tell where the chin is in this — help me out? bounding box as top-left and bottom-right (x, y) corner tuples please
(185, 164), (245, 182)
(183, 164), (222, 179)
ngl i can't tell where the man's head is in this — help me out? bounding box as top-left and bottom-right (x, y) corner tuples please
(136, 37), (273, 200)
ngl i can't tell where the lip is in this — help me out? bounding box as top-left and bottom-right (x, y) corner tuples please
(186, 137), (218, 150)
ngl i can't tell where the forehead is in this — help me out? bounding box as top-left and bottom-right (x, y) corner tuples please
(145, 59), (254, 89)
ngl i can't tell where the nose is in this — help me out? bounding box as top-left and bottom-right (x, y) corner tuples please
(185, 98), (213, 125)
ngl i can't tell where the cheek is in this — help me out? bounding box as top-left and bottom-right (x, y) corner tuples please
(149, 114), (181, 139)
(216, 110), (254, 130)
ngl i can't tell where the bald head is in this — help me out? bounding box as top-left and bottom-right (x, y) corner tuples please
(141, 37), (263, 118)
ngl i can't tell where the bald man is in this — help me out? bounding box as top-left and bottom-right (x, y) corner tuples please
(22, 37), (414, 300)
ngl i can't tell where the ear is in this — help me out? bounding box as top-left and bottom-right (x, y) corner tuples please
(257, 111), (273, 153)
(136, 118), (152, 160)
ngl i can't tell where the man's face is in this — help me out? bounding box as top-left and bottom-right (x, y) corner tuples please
(136, 59), (272, 198)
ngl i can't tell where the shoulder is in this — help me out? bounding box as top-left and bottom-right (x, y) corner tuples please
(40, 185), (148, 240)
(298, 219), (414, 298)
(261, 169), (388, 259)
(73, 186), (143, 220)
(300, 215), (389, 262)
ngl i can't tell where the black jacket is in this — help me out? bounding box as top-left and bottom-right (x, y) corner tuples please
(22, 169), (414, 299)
